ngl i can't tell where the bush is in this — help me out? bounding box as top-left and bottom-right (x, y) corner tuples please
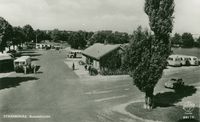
(99, 68), (128, 75)
(89, 67), (98, 76)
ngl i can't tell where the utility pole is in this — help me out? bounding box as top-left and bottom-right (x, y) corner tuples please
(36, 34), (37, 49)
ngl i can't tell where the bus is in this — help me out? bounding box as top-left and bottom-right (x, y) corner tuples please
(187, 56), (199, 66)
(167, 55), (181, 66)
(177, 55), (190, 66)
(68, 50), (82, 58)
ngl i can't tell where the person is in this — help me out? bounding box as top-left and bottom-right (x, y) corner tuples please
(88, 65), (91, 74)
(84, 64), (87, 71)
(23, 65), (27, 74)
(31, 64), (36, 74)
(72, 62), (75, 70)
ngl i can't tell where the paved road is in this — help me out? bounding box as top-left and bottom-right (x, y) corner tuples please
(0, 49), (199, 122)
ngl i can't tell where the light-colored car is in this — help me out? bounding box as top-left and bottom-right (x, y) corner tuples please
(164, 78), (184, 89)
(14, 56), (32, 73)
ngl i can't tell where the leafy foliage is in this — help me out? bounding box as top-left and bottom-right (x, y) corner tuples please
(125, 0), (175, 93)
(171, 33), (182, 46)
(181, 32), (194, 48)
(87, 31), (129, 46)
(23, 24), (35, 43)
(0, 17), (13, 52)
(13, 26), (26, 45)
(99, 48), (127, 75)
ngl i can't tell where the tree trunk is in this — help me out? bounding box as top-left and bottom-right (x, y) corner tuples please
(144, 87), (154, 109)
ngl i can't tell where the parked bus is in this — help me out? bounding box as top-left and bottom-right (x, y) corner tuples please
(68, 50), (82, 58)
(187, 56), (199, 66)
(0, 54), (14, 72)
(177, 55), (190, 66)
(14, 56), (32, 73)
(167, 55), (181, 66)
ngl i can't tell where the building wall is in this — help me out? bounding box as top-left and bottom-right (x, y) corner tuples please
(93, 60), (99, 69)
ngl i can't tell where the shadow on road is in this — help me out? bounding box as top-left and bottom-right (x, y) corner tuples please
(0, 69), (14, 73)
(0, 77), (39, 90)
(154, 85), (197, 108)
(20, 51), (37, 54)
(31, 58), (39, 61)
(36, 71), (43, 74)
(21, 53), (42, 57)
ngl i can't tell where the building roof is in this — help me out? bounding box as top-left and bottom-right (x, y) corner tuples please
(14, 56), (30, 62)
(82, 43), (122, 60)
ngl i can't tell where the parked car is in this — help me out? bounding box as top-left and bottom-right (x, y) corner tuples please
(164, 78), (184, 89)
(6, 50), (22, 58)
(14, 56), (32, 73)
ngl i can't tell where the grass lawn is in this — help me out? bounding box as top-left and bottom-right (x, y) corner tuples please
(126, 102), (199, 122)
(126, 85), (199, 122)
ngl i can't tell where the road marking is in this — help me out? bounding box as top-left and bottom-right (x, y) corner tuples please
(93, 95), (127, 102)
(84, 90), (112, 95)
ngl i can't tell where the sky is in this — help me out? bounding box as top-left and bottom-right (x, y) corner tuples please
(0, 0), (200, 36)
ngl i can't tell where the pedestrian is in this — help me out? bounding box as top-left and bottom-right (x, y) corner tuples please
(72, 62), (75, 70)
(32, 64), (36, 74)
(88, 65), (91, 75)
(84, 64), (87, 71)
(23, 65), (27, 74)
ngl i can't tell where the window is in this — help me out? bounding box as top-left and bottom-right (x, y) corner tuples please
(19, 62), (25, 65)
(14, 62), (19, 65)
(171, 78), (177, 81)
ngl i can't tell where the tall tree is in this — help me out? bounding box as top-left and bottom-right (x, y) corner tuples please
(0, 17), (13, 53)
(181, 32), (194, 48)
(23, 24), (35, 43)
(126, 0), (174, 109)
(13, 26), (26, 47)
(171, 33), (182, 46)
(51, 29), (61, 42)
(195, 36), (200, 47)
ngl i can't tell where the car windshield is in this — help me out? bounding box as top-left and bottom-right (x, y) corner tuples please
(14, 62), (19, 65)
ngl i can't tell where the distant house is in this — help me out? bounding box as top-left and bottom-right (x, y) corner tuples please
(36, 41), (62, 49)
(82, 43), (125, 72)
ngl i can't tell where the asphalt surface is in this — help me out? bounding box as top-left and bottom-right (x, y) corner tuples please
(0, 49), (199, 122)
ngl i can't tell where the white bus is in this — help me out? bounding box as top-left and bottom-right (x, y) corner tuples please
(68, 50), (82, 58)
(187, 56), (199, 66)
(167, 55), (181, 66)
(177, 55), (190, 66)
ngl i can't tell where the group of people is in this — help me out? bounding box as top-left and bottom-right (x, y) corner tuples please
(84, 63), (98, 76)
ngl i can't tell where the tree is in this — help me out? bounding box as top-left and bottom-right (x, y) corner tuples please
(126, 0), (174, 109)
(181, 32), (194, 48)
(23, 24), (35, 43)
(195, 36), (200, 47)
(0, 17), (13, 53)
(13, 26), (26, 47)
(171, 33), (182, 46)
(51, 29), (61, 42)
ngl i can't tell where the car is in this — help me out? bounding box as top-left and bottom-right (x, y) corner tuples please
(164, 78), (184, 89)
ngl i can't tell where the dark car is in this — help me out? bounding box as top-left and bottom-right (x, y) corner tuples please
(165, 78), (184, 89)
